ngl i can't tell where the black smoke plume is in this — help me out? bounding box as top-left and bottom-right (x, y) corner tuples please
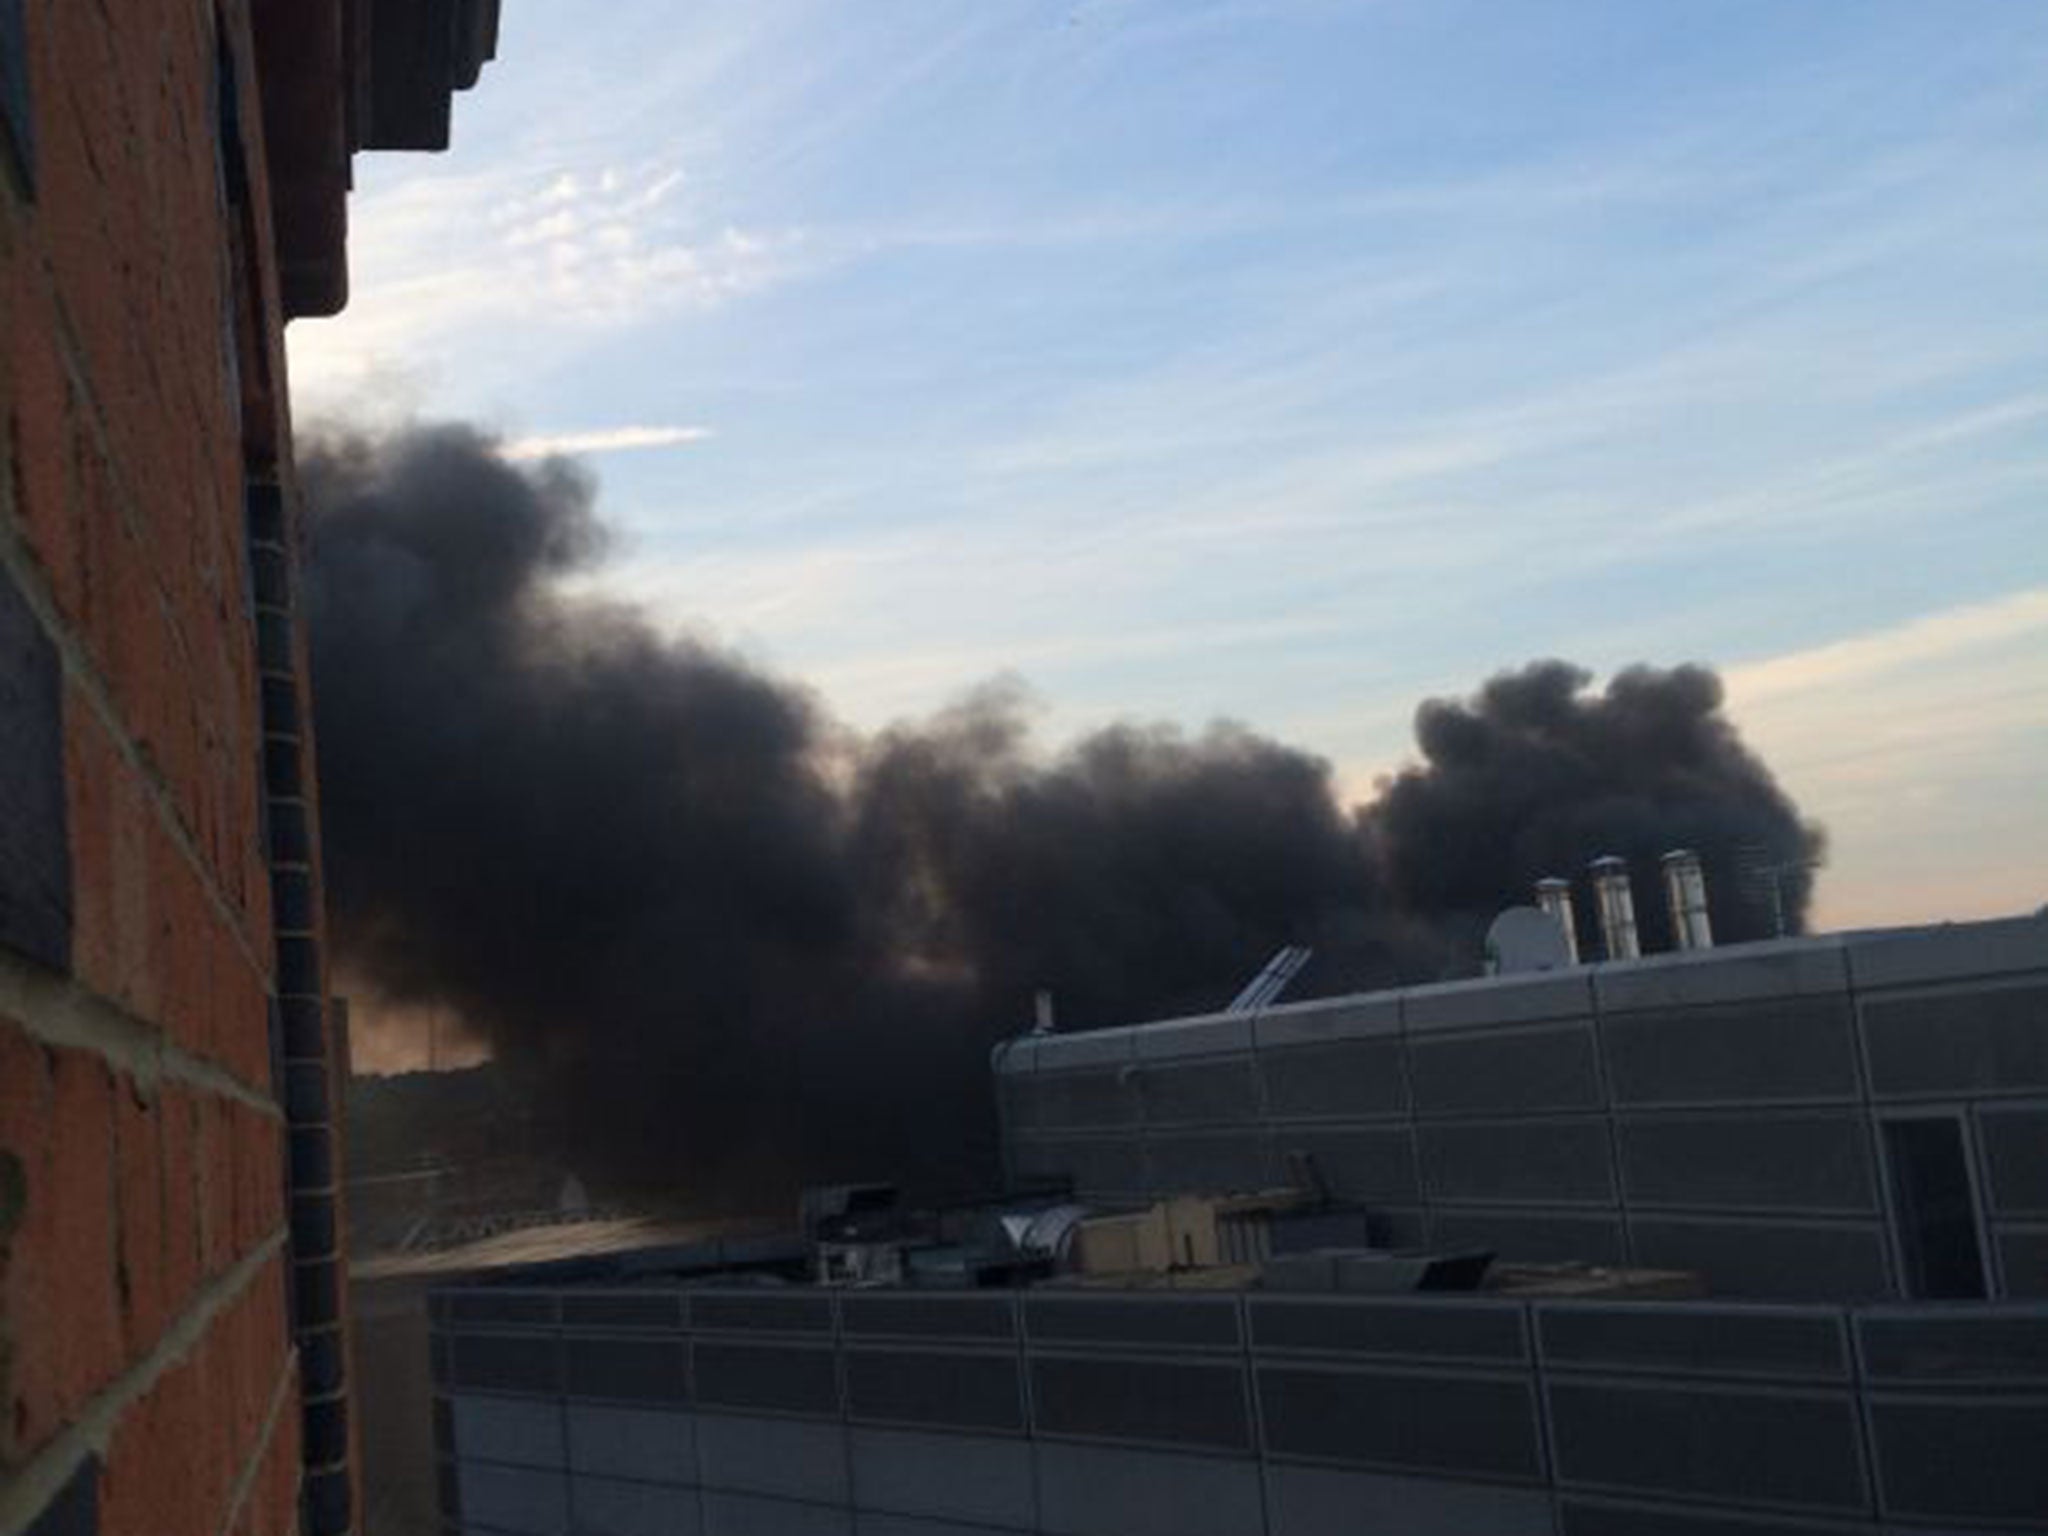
(304, 424), (1823, 1206)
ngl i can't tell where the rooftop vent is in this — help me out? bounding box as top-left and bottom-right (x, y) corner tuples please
(1662, 848), (1714, 951)
(1534, 876), (1581, 965)
(1589, 856), (1640, 961)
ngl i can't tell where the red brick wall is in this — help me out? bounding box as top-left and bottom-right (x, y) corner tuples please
(1, 2), (341, 1532)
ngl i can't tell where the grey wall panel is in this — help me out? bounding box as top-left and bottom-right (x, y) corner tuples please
(456, 1462), (570, 1534)
(1014, 1135), (1145, 1196)
(1033, 1032), (1137, 1072)
(695, 1414), (850, 1504)
(994, 1036), (1041, 1073)
(1133, 1013), (1253, 1059)
(1558, 1497), (1871, 1535)
(701, 1492), (854, 1536)
(1977, 1105), (2048, 1214)
(562, 1292), (685, 1331)
(1032, 1069), (1142, 1131)
(449, 1393), (567, 1467)
(1547, 1380), (1867, 1512)
(845, 1426), (1035, 1528)
(565, 1336), (691, 1404)
(1860, 983), (2048, 1097)
(694, 1343), (842, 1416)
(448, 1290), (560, 1327)
(1141, 1131), (1273, 1195)
(1537, 1304), (1848, 1381)
(1263, 1126), (1419, 1205)
(1370, 1207), (1432, 1249)
(1419, 1118), (1616, 1206)
(1138, 1057), (1262, 1126)
(999, 1075), (1042, 1135)
(1255, 994), (1403, 1049)
(1406, 970), (1593, 1030)
(1597, 941), (1850, 1011)
(1430, 1208), (1626, 1265)
(1617, 1112), (1878, 1213)
(1266, 1463), (1555, 1536)
(1408, 1023), (1602, 1115)
(1029, 1355), (1251, 1450)
(1034, 1441), (1264, 1536)
(565, 1403), (697, 1484)
(1601, 997), (1859, 1106)
(1845, 917), (2048, 990)
(844, 1348), (1024, 1433)
(1996, 1229), (2048, 1297)
(1627, 1218), (1892, 1300)
(1857, 1311), (2048, 1384)
(1256, 1364), (1543, 1480)
(694, 1293), (834, 1334)
(570, 1474), (702, 1536)
(1025, 1294), (1241, 1349)
(855, 1519), (1032, 1536)
(448, 1332), (562, 1396)
(1248, 1297), (1527, 1363)
(1867, 1397), (2048, 1522)
(839, 1293), (1016, 1341)
(1259, 1037), (1407, 1120)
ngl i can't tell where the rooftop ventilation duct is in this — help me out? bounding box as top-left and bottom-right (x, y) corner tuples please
(1662, 848), (1714, 951)
(1534, 877), (1581, 965)
(1589, 856), (1640, 961)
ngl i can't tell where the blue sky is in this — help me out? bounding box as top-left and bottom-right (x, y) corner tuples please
(288, 0), (2048, 928)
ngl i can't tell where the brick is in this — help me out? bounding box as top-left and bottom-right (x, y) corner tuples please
(195, 1091), (233, 1279)
(6, 264), (81, 619)
(158, 1085), (200, 1321)
(63, 700), (155, 1020)
(111, 1080), (169, 1353)
(233, 1102), (284, 1254)
(100, 1341), (208, 1536)
(0, 1031), (122, 1460)
(217, 938), (273, 1090)
(7, 0), (373, 1526)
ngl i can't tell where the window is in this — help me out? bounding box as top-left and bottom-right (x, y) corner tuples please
(1880, 1115), (1988, 1299)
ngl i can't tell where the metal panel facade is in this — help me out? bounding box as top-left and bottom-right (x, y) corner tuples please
(998, 919), (2048, 1301)
(432, 1284), (2048, 1535)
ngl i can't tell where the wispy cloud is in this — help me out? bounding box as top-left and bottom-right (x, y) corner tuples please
(1724, 589), (2048, 928)
(501, 424), (714, 460)
(1728, 588), (2048, 705)
(288, 160), (805, 410)
(290, 1), (2048, 931)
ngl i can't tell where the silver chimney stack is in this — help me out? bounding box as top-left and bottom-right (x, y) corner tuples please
(1534, 877), (1581, 965)
(1662, 848), (1714, 951)
(1589, 856), (1640, 960)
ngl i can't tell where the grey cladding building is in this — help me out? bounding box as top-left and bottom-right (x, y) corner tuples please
(998, 913), (2048, 1301)
(429, 912), (2048, 1534)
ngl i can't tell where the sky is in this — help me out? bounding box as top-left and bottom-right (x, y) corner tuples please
(287, 0), (2048, 931)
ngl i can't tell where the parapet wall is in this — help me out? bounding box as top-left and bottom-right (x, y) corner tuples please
(997, 916), (2048, 1300)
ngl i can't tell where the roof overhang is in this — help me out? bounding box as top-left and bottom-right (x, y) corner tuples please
(251, 0), (500, 319)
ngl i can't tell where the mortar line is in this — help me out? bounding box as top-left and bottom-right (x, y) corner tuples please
(0, 948), (281, 1116)
(0, 1229), (288, 1535)
(213, 1333), (302, 1536)
(0, 522), (276, 992)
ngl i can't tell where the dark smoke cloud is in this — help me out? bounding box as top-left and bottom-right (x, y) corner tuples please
(303, 424), (1824, 1206)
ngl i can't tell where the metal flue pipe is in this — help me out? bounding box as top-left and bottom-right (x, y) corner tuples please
(1662, 848), (1715, 951)
(1534, 877), (1581, 965)
(1589, 856), (1640, 961)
